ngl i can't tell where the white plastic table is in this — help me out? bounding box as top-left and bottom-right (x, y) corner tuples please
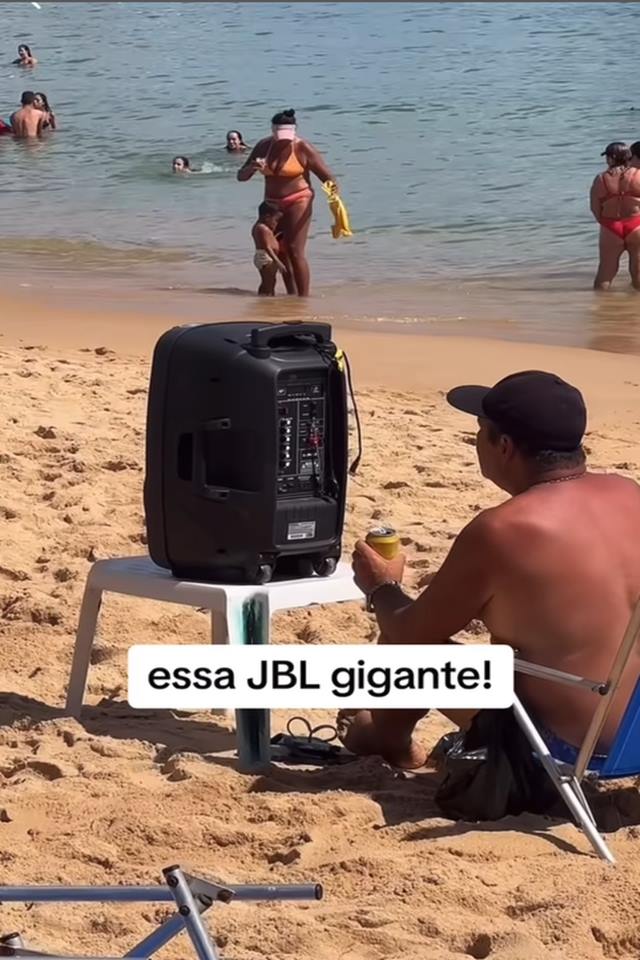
(65, 556), (363, 770)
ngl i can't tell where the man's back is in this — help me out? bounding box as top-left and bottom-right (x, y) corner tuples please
(10, 106), (44, 138)
(483, 472), (640, 748)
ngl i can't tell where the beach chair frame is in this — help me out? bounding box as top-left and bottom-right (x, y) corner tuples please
(512, 598), (640, 864)
(0, 864), (322, 960)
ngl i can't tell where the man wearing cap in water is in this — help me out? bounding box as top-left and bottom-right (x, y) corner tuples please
(340, 371), (640, 770)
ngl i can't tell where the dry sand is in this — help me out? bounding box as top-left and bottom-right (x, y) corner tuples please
(1, 311), (640, 959)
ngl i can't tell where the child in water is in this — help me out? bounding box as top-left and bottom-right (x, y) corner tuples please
(251, 201), (296, 295)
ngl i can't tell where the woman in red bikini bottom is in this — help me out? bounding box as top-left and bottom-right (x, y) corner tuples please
(590, 141), (640, 290)
(237, 108), (337, 296)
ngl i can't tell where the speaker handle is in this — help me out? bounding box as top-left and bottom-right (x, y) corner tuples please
(246, 322), (332, 357)
(193, 420), (232, 502)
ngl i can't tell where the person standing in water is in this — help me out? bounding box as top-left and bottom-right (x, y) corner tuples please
(237, 108), (337, 297)
(251, 201), (293, 296)
(10, 91), (46, 138)
(13, 44), (37, 66)
(590, 142), (640, 290)
(34, 92), (56, 130)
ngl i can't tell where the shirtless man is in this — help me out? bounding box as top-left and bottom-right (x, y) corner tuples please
(590, 142), (640, 291)
(10, 91), (46, 138)
(341, 371), (640, 770)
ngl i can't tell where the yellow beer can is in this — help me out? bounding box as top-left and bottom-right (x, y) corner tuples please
(365, 526), (400, 560)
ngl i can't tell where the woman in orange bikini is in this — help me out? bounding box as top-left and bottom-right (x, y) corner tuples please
(590, 142), (640, 290)
(237, 108), (337, 296)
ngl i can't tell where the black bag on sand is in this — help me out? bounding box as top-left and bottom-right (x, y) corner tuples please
(434, 708), (559, 821)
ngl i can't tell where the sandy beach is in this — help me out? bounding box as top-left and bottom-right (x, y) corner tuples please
(2, 299), (640, 959)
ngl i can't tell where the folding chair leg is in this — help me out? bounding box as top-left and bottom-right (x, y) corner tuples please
(570, 778), (597, 828)
(512, 698), (615, 864)
(65, 581), (103, 716)
(555, 778), (615, 863)
(164, 866), (219, 960)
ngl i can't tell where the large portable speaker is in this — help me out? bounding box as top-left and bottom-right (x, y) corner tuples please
(144, 321), (350, 584)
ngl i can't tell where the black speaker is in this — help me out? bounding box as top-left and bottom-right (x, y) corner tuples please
(144, 321), (349, 584)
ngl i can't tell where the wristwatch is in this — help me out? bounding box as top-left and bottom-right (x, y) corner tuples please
(365, 579), (400, 612)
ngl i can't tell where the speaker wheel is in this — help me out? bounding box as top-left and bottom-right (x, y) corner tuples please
(314, 557), (337, 577)
(254, 563), (273, 585)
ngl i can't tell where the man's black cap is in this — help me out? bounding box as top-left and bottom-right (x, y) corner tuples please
(446, 370), (586, 452)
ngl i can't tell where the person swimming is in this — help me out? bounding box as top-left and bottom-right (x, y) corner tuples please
(13, 44), (37, 67)
(172, 156), (191, 174)
(590, 142), (640, 290)
(33, 92), (56, 130)
(226, 130), (248, 153)
(237, 108), (338, 297)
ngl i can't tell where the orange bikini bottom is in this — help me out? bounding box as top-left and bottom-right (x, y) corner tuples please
(269, 188), (313, 210)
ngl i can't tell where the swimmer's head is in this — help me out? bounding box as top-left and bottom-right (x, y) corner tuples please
(33, 92), (50, 112)
(631, 141), (640, 160)
(18, 44), (32, 59)
(272, 108), (296, 140)
(601, 142), (631, 168)
(172, 156), (191, 173)
(226, 130), (245, 152)
(20, 91), (36, 106)
(258, 200), (282, 230)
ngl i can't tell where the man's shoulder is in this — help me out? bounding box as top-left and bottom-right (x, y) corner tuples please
(474, 473), (640, 534)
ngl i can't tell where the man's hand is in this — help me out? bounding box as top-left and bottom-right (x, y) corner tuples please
(352, 540), (405, 595)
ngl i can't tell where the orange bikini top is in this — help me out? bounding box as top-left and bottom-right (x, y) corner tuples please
(263, 139), (306, 178)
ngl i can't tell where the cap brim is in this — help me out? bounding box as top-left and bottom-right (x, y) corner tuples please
(446, 384), (490, 417)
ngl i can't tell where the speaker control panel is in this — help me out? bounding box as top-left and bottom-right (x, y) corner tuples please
(276, 375), (326, 496)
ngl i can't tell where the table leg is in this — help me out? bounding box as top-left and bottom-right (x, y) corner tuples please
(209, 611), (230, 718)
(65, 580), (103, 716)
(227, 593), (271, 773)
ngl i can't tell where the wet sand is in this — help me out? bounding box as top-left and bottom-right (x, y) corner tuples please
(4, 267), (640, 357)
(1, 292), (640, 958)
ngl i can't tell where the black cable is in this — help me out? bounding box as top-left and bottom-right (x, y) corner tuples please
(342, 351), (362, 475)
(312, 341), (362, 482)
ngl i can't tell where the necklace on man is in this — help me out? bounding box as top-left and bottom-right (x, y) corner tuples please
(531, 472), (587, 487)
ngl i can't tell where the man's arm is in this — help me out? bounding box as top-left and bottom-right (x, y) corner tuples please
(368, 514), (497, 645)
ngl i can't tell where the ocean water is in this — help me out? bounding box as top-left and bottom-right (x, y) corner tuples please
(2, 1), (640, 345)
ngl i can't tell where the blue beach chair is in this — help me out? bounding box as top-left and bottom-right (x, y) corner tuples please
(512, 598), (640, 864)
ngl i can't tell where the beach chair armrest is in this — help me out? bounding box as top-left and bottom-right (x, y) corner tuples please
(514, 657), (607, 694)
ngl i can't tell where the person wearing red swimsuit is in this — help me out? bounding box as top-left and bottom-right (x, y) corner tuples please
(237, 108), (337, 297)
(590, 142), (640, 290)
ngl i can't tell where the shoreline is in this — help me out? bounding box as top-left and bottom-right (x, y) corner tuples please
(4, 263), (640, 357)
(2, 285), (640, 420)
